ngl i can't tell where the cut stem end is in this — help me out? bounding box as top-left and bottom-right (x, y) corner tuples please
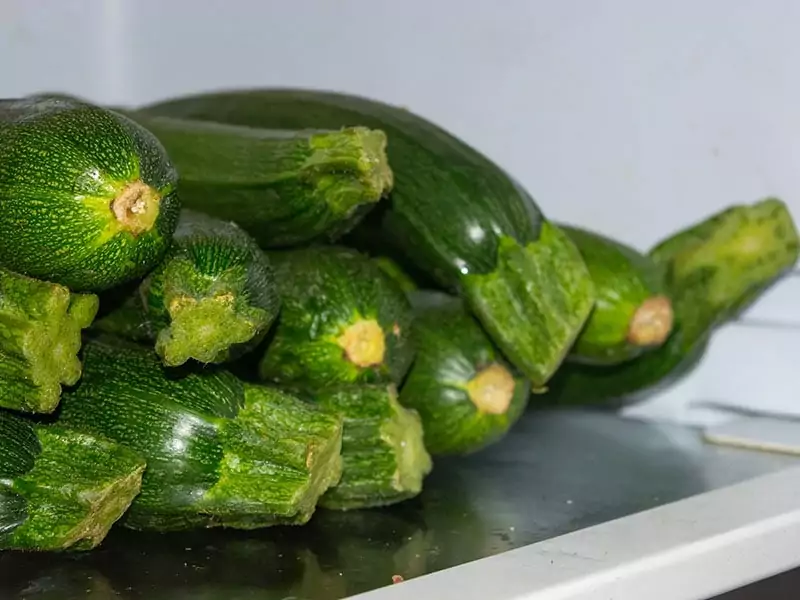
(111, 180), (161, 236)
(627, 295), (674, 347)
(336, 319), (386, 368)
(466, 363), (516, 415)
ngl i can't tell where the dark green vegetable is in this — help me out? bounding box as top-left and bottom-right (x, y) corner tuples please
(0, 95), (179, 291)
(542, 198), (800, 405)
(308, 384), (432, 510)
(95, 210), (280, 367)
(0, 410), (145, 551)
(123, 113), (392, 247)
(59, 336), (344, 531)
(0, 268), (98, 413)
(373, 256), (419, 294)
(138, 88), (595, 387)
(400, 291), (530, 455)
(259, 246), (414, 389)
(561, 224), (673, 365)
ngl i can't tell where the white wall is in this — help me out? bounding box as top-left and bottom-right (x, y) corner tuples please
(3, 0), (800, 422)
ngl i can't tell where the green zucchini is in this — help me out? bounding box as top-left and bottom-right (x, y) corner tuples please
(542, 198), (800, 405)
(0, 95), (179, 291)
(307, 384), (432, 510)
(59, 336), (344, 531)
(373, 256), (419, 294)
(259, 246), (414, 388)
(0, 409), (145, 551)
(400, 291), (530, 455)
(0, 268), (98, 414)
(95, 210), (280, 367)
(139, 89), (595, 387)
(561, 224), (673, 365)
(123, 113), (392, 247)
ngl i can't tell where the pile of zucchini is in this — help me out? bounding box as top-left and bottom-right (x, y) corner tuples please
(0, 90), (796, 552)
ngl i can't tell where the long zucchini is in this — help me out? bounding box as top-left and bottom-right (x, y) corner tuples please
(59, 336), (344, 531)
(259, 246), (414, 388)
(138, 89), (595, 387)
(123, 113), (392, 247)
(0, 95), (179, 291)
(561, 224), (673, 365)
(0, 268), (98, 413)
(95, 210), (280, 367)
(543, 198), (800, 404)
(0, 410), (145, 551)
(400, 291), (530, 455)
(307, 384), (432, 510)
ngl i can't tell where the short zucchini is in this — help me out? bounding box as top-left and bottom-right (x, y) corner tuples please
(96, 210), (280, 366)
(139, 88), (595, 388)
(561, 224), (673, 365)
(124, 113), (392, 247)
(0, 410), (145, 551)
(542, 198), (800, 405)
(0, 95), (180, 291)
(400, 291), (530, 455)
(0, 268), (98, 413)
(259, 246), (414, 389)
(308, 384), (432, 510)
(59, 336), (344, 531)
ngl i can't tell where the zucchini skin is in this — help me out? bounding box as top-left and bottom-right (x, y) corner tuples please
(59, 336), (343, 531)
(308, 385), (432, 510)
(139, 89), (595, 387)
(259, 246), (414, 388)
(400, 291), (530, 455)
(124, 113), (392, 247)
(0, 410), (145, 551)
(543, 198), (800, 405)
(561, 224), (673, 365)
(96, 210), (280, 367)
(0, 268), (98, 414)
(0, 96), (180, 291)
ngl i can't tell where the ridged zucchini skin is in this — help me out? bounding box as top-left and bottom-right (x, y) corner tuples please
(0, 268), (98, 414)
(124, 113), (392, 247)
(95, 210), (280, 367)
(139, 88), (595, 387)
(259, 246), (414, 389)
(59, 336), (344, 531)
(542, 198), (800, 405)
(400, 291), (530, 455)
(0, 410), (145, 551)
(307, 385), (432, 510)
(0, 95), (180, 291)
(561, 224), (673, 365)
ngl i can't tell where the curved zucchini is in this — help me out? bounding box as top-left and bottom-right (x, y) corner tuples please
(400, 291), (530, 455)
(542, 198), (800, 405)
(96, 210), (280, 366)
(259, 246), (414, 388)
(561, 224), (673, 365)
(138, 89), (595, 387)
(123, 113), (392, 247)
(59, 336), (344, 531)
(308, 384), (432, 510)
(0, 268), (98, 414)
(0, 410), (145, 551)
(0, 95), (179, 291)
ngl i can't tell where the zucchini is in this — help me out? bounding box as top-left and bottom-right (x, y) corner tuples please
(561, 224), (673, 365)
(139, 89), (595, 387)
(308, 384), (432, 510)
(96, 210), (280, 366)
(0, 409), (145, 551)
(0, 268), (98, 414)
(373, 256), (419, 294)
(542, 198), (800, 405)
(59, 336), (344, 531)
(0, 95), (179, 291)
(400, 291), (530, 455)
(259, 246), (414, 388)
(123, 113), (392, 247)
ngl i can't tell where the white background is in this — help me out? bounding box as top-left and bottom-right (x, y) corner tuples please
(3, 0), (800, 422)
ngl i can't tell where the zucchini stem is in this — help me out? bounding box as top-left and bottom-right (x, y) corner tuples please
(337, 319), (386, 368)
(465, 363), (516, 415)
(112, 180), (160, 235)
(627, 295), (674, 347)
